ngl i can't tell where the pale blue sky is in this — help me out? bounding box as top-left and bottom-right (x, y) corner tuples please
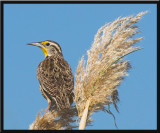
(4, 4), (157, 130)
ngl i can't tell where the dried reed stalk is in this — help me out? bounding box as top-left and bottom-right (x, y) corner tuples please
(79, 99), (91, 129)
(74, 11), (148, 129)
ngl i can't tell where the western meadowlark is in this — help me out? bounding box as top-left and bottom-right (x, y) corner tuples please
(28, 40), (74, 115)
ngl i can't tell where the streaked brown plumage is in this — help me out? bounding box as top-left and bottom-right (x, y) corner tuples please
(28, 40), (74, 114)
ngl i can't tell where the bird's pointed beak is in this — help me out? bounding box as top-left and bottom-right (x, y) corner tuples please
(27, 42), (48, 57)
(27, 42), (42, 47)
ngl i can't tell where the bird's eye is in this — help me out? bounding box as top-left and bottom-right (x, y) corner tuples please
(46, 43), (50, 46)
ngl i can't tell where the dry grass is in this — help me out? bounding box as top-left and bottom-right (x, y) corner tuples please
(29, 106), (78, 130)
(29, 11), (147, 130)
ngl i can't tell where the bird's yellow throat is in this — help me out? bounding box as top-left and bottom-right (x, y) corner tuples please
(40, 47), (48, 57)
(39, 41), (49, 57)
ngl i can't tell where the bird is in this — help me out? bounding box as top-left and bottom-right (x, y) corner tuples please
(28, 40), (74, 115)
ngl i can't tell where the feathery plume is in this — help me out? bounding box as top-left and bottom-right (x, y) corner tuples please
(74, 11), (148, 129)
(29, 106), (78, 130)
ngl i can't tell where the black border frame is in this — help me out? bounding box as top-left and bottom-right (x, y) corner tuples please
(1, 1), (159, 132)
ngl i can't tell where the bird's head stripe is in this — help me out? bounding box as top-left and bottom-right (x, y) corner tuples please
(51, 45), (62, 54)
(47, 40), (62, 52)
(41, 41), (49, 45)
(40, 40), (62, 53)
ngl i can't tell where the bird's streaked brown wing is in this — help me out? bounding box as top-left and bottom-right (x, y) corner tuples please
(37, 55), (74, 109)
